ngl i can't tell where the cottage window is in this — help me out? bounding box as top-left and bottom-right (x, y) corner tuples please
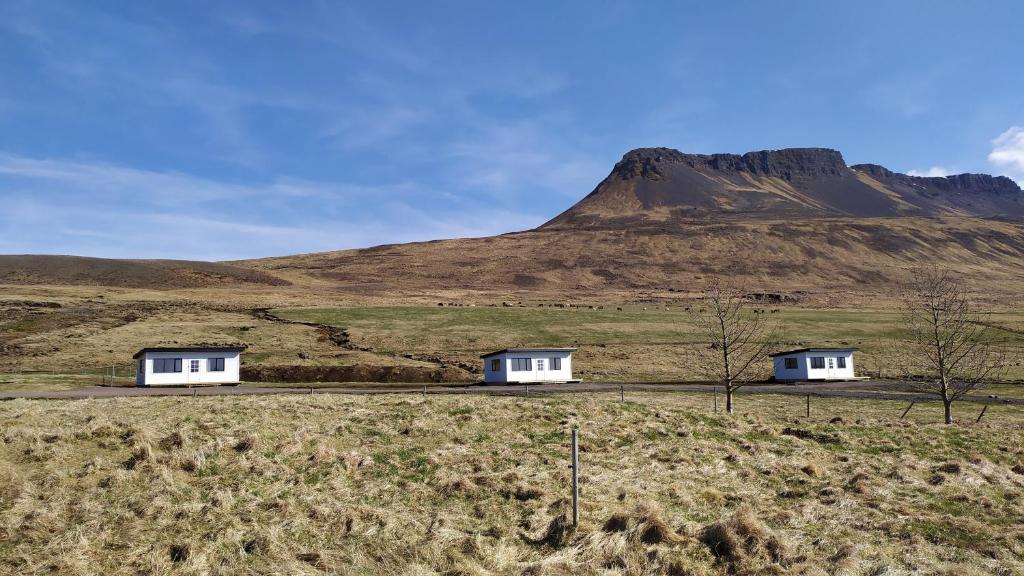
(153, 358), (182, 373)
(551, 357), (561, 370)
(836, 356), (846, 369)
(511, 358), (532, 371)
(490, 359), (500, 372)
(784, 357), (798, 370)
(810, 357), (826, 369)
(209, 358), (225, 372)
(190, 360), (201, 373)
(537, 359), (545, 371)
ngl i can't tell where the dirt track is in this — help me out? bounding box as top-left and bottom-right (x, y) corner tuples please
(2, 380), (1021, 405)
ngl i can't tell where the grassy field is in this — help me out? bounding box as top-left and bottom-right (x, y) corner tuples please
(3, 288), (1021, 389)
(275, 305), (1024, 382)
(1, 392), (1021, 575)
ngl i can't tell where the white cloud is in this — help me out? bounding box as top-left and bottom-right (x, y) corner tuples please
(906, 166), (952, 178)
(989, 126), (1024, 184)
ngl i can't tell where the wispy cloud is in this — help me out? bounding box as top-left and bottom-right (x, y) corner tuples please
(0, 154), (547, 260)
(864, 68), (952, 119)
(447, 119), (607, 198)
(989, 126), (1024, 185)
(906, 166), (953, 177)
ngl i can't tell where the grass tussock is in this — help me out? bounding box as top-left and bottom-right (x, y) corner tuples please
(700, 505), (791, 571)
(1, 392), (1023, 575)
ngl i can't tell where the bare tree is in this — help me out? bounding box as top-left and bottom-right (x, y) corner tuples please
(900, 268), (1007, 424)
(689, 279), (780, 414)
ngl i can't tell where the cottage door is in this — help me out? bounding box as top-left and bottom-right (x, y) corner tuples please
(187, 359), (200, 385)
(826, 357), (835, 379)
(535, 358), (545, 382)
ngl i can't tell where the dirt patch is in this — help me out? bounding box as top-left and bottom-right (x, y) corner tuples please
(513, 274), (545, 288)
(781, 427), (841, 445)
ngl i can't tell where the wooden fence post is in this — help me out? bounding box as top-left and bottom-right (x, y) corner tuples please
(713, 386), (718, 414)
(525, 384), (529, 397)
(571, 428), (579, 527)
(900, 401), (915, 420)
(620, 384), (624, 403)
(423, 384), (427, 397)
(806, 394), (811, 418)
(976, 404), (989, 423)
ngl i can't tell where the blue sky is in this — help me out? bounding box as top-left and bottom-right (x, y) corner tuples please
(1, 1), (1023, 260)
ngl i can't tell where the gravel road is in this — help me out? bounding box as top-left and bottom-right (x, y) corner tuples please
(2, 379), (1021, 405)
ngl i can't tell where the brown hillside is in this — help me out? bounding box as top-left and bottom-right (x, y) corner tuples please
(0, 255), (290, 289)
(243, 216), (1024, 299)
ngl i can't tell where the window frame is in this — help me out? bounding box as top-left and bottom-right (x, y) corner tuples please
(836, 356), (847, 369)
(783, 357), (798, 370)
(490, 359), (500, 372)
(511, 358), (532, 372)
(153, 358), (183, 373)
(208, 357), (226, 372)
(810, 357), (826, 369)
(550, 357), (561, 370)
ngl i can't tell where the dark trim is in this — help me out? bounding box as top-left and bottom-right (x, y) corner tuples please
(480, 347), (577, 359)
(133, 346), (245, 359)
(769, 347), (857, 358)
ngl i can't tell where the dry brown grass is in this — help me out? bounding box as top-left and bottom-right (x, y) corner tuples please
(1, 392), (1022, 574)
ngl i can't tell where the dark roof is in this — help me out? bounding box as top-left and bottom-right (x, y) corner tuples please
(769, 347), (857, 358)
(481, 347), (577, 359)
(133, 346), (246, 359)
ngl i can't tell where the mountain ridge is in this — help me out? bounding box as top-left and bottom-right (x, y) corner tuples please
(542, 147), (1024, 229)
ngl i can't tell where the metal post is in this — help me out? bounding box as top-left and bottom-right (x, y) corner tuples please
(193, 388), (197, 398)
(525, 384), (529, 397)
(806, 394), (811, 418)
(423, 384), (427, 397)
(976, 404), (989, 423)
(713, 386), (718, 414)
(620, 384), (624, 403)
(901, 401), (915, 420)
(310, 387), (314, 395)
(570, 428), (579, 527)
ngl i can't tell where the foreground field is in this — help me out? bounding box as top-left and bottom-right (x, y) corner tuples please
(2, 393), (1022, 575)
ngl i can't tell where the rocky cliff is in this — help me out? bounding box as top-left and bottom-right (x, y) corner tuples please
(544, 147), (1024, 228)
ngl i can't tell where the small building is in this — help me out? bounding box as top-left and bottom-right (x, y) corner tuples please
(769, 347), (856, 382)
(133, 347), (244, 387)
(481, 347), (577, 384)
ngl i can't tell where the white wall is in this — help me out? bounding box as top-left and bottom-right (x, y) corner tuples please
(137, 351), (240, 386)
(483, 351), (574, 383)
(773, 351), (855, 381)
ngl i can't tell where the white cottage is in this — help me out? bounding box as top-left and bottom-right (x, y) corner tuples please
(770, 347), (857, 382)
(481, 347), (578, 384)
(134, 347), (244, 386)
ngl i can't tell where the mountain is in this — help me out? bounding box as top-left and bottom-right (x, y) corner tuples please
(241, 147), (1024, 299)
(544, 147), (1024, 229)
(3, 147), (1023, 299)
